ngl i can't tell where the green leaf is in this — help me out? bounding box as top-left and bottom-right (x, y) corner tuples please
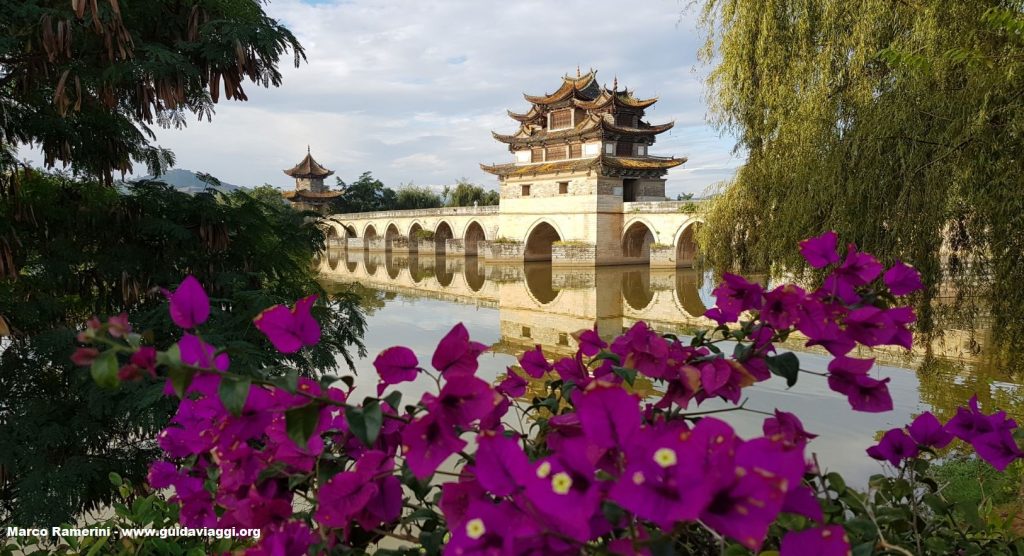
(383, 390), (402, 411)
(167, 365), (196, 398)
(156, 344), (181, 367)
(285, 403), (321, 449)
(346, 399), (384, 447)
(268, 369), (299, 393)
(612, 366), (637, 386)
(218, 375), (251, 416)
(766, 352), (800, 387)
(108, 472), (123, 487)
(90, 350), (120, 389)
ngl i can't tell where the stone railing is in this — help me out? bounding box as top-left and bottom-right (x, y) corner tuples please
(622, 200), (707, 214)
(324, 205), (500, 221)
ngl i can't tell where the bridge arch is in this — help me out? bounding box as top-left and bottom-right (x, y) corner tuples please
(524, 220), (563, 262)
(621, 219), (656, 262)
(363, 223), (379, 242)
(464, 220), (487, 257)
(408, 222), (424, 252)
(435, 221), (454, 255)
(674, 220), (703, 268)
(385, 223), (401, 250)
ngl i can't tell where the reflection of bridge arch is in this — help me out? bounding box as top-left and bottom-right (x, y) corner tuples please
(674, 220), (703, 268)
(621, 269), (654, 311)
(344, 249), (357, 273)
(385, 252), (401, 279)
(437, 256), (454, 287)
(674, 270), (709, 318)
(364, 253), (379, 276)
(327, 248), (340, 270)
(524, 220), (562, 262)
(435, 221), (454, 256)
(464, 258), (485, 291)
(464, 220), (487, 256)
(524, 263), (561, 305)
(621, 220), (656, 262)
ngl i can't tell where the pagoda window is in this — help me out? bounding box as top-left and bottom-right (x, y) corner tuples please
(550, 109), (572, 130)
(558, 181), (569, 194)
(616, 113), (635, 127)
(531, 147), (544, 162)
(616, 141), (634, 156)
(522, 184), (531, 197)
(638, 145), (648, 156)
(546, 145), (568, 161)
(569, 142), (582, 159)
(604, 143), (615, 155)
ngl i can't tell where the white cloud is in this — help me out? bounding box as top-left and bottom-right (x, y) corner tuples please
(17, 0), (741, 196)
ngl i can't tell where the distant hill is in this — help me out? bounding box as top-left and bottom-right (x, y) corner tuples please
(137, 169), (243, 193)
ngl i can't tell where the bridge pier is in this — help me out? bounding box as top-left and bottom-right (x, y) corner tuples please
(445, 239), (466, 257)
(388, 236), (412, 255)
(479, 240), (524, 264)
(365, 237), (386, 252)
(650, 245), (676, 268)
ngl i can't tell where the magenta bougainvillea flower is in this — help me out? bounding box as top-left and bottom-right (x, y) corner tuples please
(798, 230), (840, 268)
(373, 346), (420, 393)
(253, 295), (321, 354)
(471, 432), (530, 497)
(884, 261), (924, 296)
(496, 368), (528, 398)
(761, 284), (807, 330)
(575, 382), (641, 450)
(907, 411), (953, 449)
(401, 414), (467, 479)
(162, 275), (210, 329)
(867, 428), (920, 466)
(431, 323), (488, 376)
(780, 525), (851, 556)
(575, 327), (607, 356)
(763, 410), (818, 449)
(518, 345), (552, 378)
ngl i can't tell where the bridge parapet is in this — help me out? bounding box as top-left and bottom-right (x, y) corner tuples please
(623, 200), (707, 214)
(326, 205), (499, 221)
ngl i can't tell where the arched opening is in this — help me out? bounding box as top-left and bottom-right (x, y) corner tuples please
(364, 224), (378, 250)
(676, 223), (702, 268)
(622, 221), (655, 262)
(464, 221), (486, 257)
(344, 225), (357, 239)
(435, 221), (454, 256)
(525, 263), (559, 304)
(524, 222), (561, 262)
(621, 268), (654, 311)
(409, 223), (424, 253)
(385, 223), (401, 252)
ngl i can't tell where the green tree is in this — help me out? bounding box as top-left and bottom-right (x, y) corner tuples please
(331, 172), (396, 213)
(394, 184), (443, 210)
(0, 0), (304, 182)
(697, 1), (1024, 352)
(0, 170), (366, 526)
(443, 178), (499, 207)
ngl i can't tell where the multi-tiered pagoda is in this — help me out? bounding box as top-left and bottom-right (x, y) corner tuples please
(481, 69), (685, 202)
(282, 148), (341, 212)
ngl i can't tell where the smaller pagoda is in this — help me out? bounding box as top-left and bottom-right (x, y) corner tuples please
(282, 147), (341, 212)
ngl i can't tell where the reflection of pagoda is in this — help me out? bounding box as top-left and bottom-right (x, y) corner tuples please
(481, 69), (685, 199)
(283, 147), (342, 212)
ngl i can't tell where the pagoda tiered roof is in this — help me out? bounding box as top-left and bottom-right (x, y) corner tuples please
(522, 70), (602, 105)
(283, 190), (343, 200)
(480, 155), (686, 179)
(284, 150), (334, 179)
(492, 113), (674, 148)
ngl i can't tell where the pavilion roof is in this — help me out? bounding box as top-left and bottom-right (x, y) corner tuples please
(522, 70), (602, 105)
(480, 154), (686, 178)
(284, 151), (334, 179)
(491, 114), (674, 147)
(283, 190), (343, 200)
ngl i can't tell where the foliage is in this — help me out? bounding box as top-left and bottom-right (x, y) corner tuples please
(442, 179), (499, 207)
(0, 0), (304, 182)
(413, 229), (436, 241)
(697, 0), (1024, 355)
(49, 233), (1024, 555)
(331, 172), (397, 214)
(394, 184), (443, 210)
(0, 169), (366, 526)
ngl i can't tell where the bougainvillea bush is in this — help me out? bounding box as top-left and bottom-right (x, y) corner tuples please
(46, 234), (1024, 554)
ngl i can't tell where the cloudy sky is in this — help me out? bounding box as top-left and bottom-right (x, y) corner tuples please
(25, 0), (743, 197)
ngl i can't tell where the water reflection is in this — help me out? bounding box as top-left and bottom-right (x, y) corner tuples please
(319, 248), (1024, 484)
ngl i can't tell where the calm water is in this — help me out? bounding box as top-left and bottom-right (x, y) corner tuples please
(318, 248), (1023, 485)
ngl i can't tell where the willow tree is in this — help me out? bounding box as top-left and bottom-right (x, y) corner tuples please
(697, 1), (1024, 353)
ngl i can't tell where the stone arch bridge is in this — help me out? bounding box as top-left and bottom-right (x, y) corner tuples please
(322, 201), (705, 267)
